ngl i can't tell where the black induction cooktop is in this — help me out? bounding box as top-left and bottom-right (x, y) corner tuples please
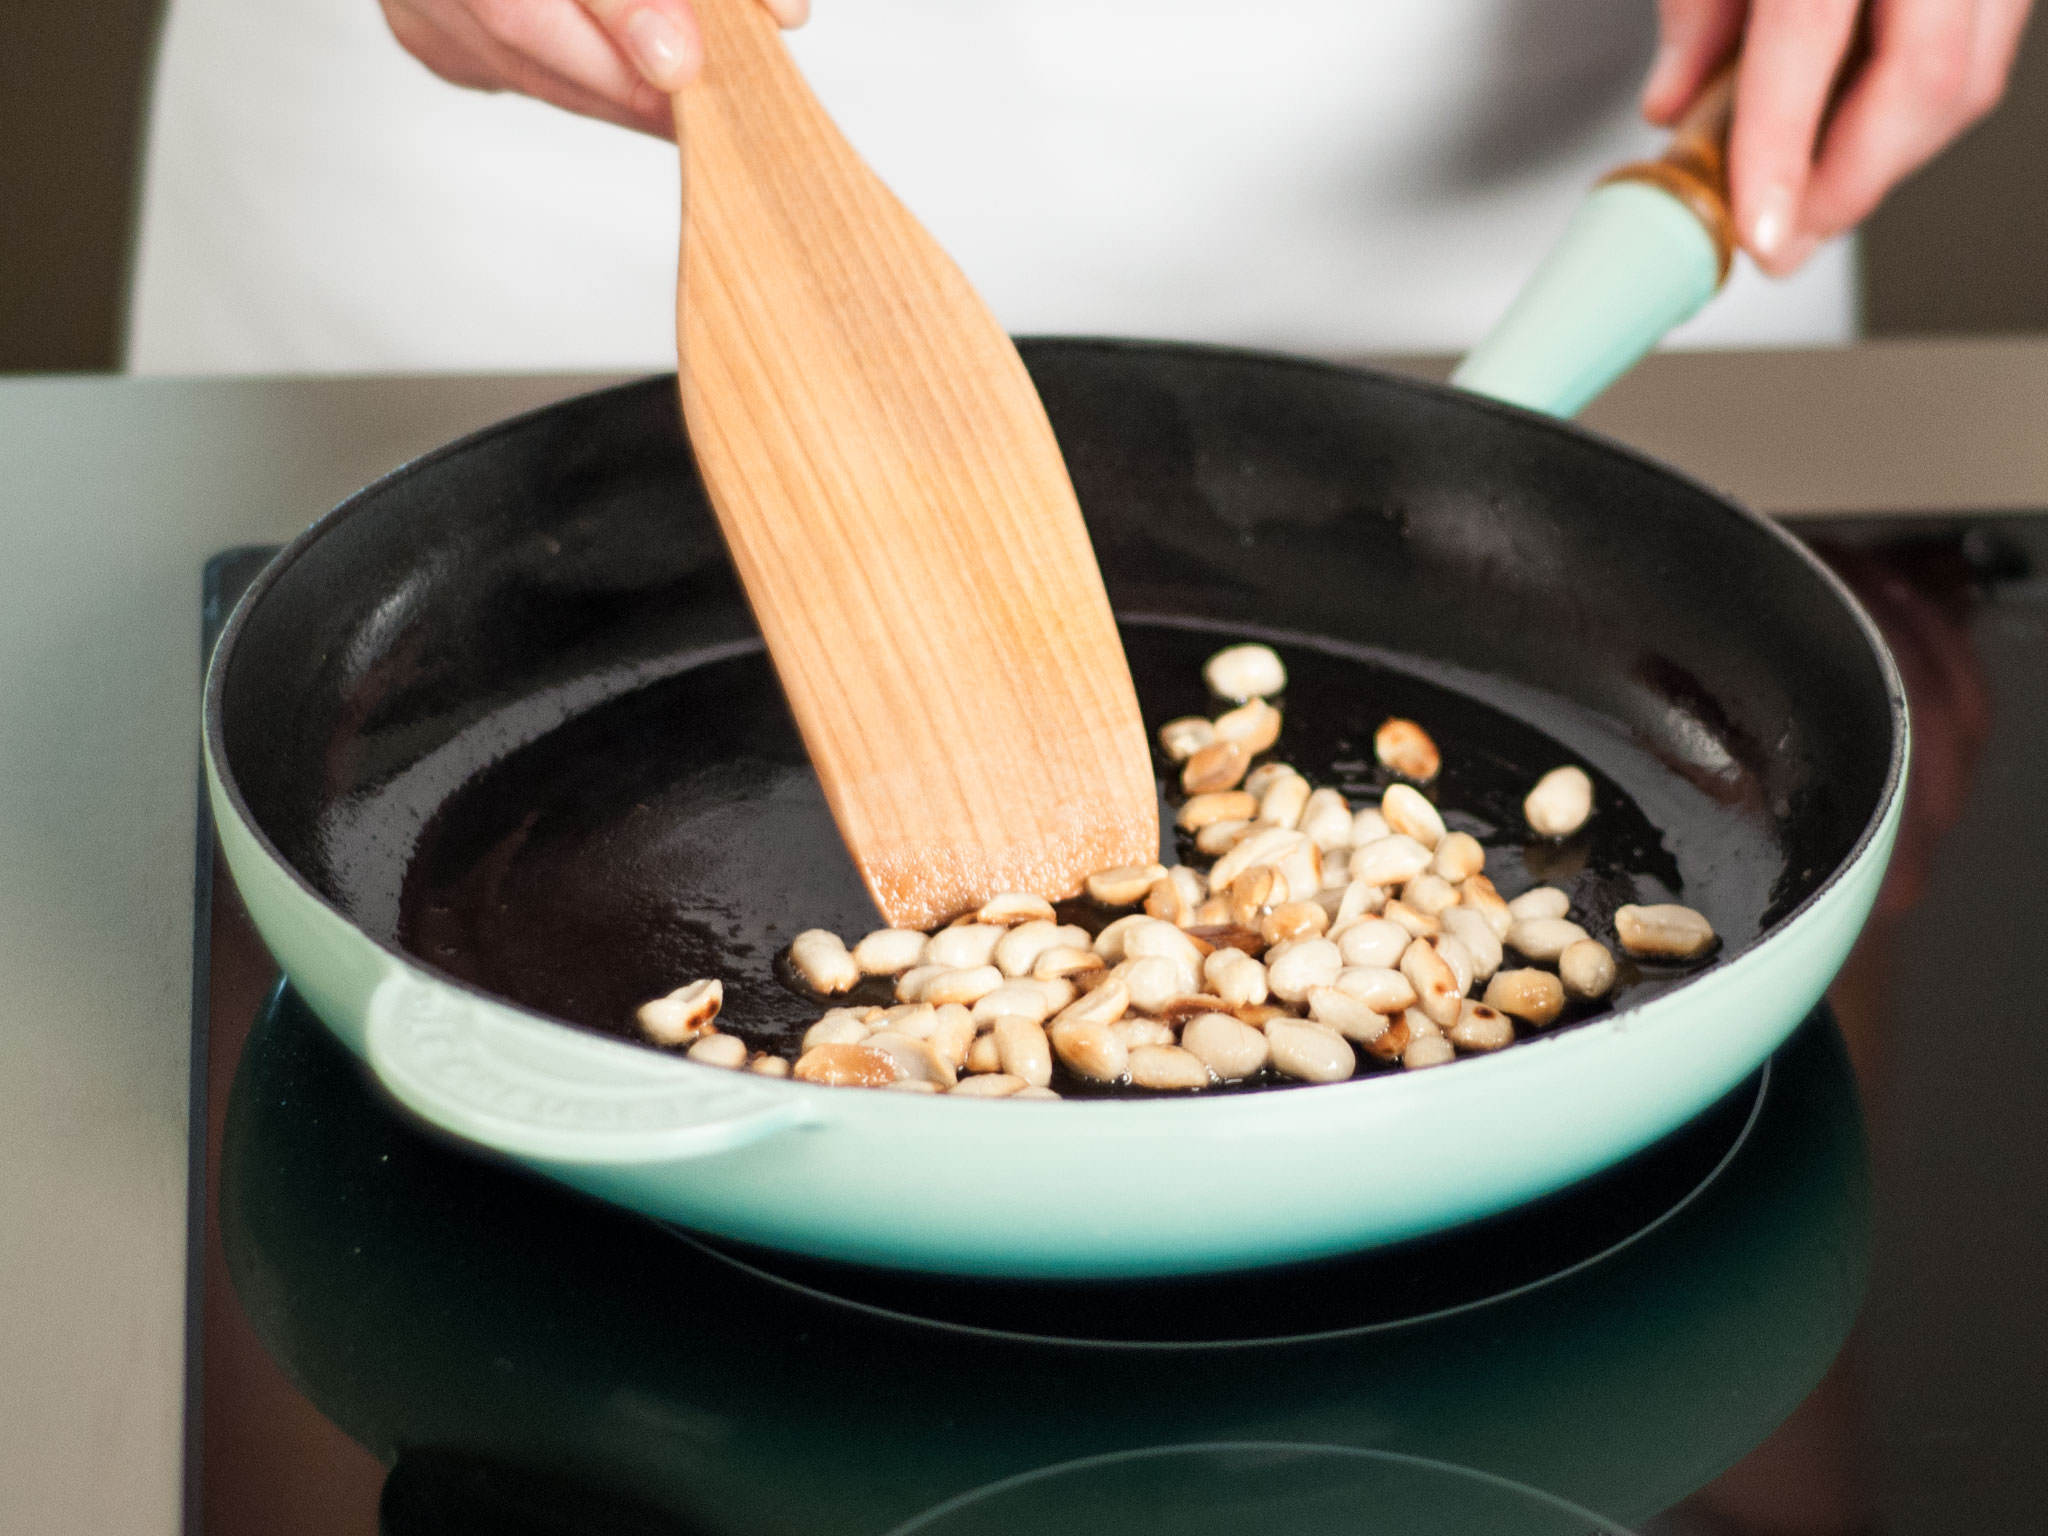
(191, 521), (2048, 1535)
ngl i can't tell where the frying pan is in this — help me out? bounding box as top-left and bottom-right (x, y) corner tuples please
(202, 338), (1905, 1276)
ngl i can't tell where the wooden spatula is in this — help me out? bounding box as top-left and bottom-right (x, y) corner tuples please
(672, 0), (1158, 931)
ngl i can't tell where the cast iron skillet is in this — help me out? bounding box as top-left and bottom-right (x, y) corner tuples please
(203, 338), (1905, 1276)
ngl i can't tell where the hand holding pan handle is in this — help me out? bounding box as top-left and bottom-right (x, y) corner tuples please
(1451, 61), (1737, 418)
(365, 969), (810, 1166)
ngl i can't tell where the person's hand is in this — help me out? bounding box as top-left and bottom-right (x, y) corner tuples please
(1642, 1), (2033, 274)
(381, 0), (808, 139)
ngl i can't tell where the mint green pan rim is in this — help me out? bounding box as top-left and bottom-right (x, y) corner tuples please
(201, 344), (1908, 1278)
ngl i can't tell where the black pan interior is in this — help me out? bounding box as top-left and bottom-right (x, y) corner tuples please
(211, 340), (1901, 1060)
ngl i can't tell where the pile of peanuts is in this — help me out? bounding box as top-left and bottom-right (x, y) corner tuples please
(635, 643), (1719, 1097)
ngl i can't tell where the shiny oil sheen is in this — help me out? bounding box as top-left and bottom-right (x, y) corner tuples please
(396, 622), (1748, 1084)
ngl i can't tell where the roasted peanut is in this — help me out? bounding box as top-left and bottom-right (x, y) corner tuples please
(852, 929), (928, 976)
(1087, 862), (1170, 906)
(1113, 1018), (1177, 1050)
(802, 1014), (870, 1050)
(686, 1032), (748, 1069)
(1265, 1019), (1357, 1083)
(970, 982), (1058, 1024)
(992, 1015), (1054, 1087)
(1349, 807), (1392, 846)
(1560, 938), (1617, 998)
(1336, 917), (1411, 969)
(1265, 937), (1343, 1004)
(1615, 903), (1716, 959)
(1448, 1000), (1515, 1052)
(949, 1073), (1025, 1097)
(1179, 790), (1258, 831)
(1400, 936), (1462, 1027)
(1381, 784), (1446, 849)
(1403, 1034), (1457, 1069)
(964, 1032), (1003, 1075)
(1195, 819), (1255, 857)
(1182, 738), (1250, 794)
(1332, 964), (1417, 1014)
(1159, 716), (1216, 762)
(1525, 766), (1594, 838)
(1260, 901), (1330, 947)
(1213, 697), (1283, 755)
(1382, 898), (1441, 940)
(1308, 985), (1392, 1043)
(866, 1031), (957, 1088)
(1208, 827), (1305, 894)
(1143, 868), (1201, 926)
(1506, 885), (1571, 924)
(1203, 946), (1270, 1008)
(1433, 932), (1475, 996)
(1331, 878), (1386, 927)
(994, 920), (1065, 978)
(977, 891), (1057, 927)
(923, 965), (1004, 1007)
(1349, 834), (1434, 887)
(1401, 872), (1460, 917)
(926, 923), (1005, 969)
(929, 1005), (978, 1069)
(1180, 1012), (1271, 1080)
(638, 979), (723, 1045)
(1483, 969), (1565, 1026)
(1129, 1044), (1212, 1090)
(1032, 945), (1105, 981)
(1299, 788), (1353, 851)
(1375, 718), (1440, 781)
(1506, 916), (1591, 963)
(789, 930), (859, 994)
(794, 1041), (898, 1087)
(1243, 761), (1297, 799)
(1256, 769), (1311, 830)
(1458, 873), (1514, 938)
(1440, 906), (1503, 983)
(1053, 978), (1131, 1030)
(1051, 1016), (1129, 1082)
(1432, 831), (1486, 882)
(1204, 643), (1287, 701)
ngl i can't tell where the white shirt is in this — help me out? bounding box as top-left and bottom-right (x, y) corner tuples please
(128, 0), (1855, 374)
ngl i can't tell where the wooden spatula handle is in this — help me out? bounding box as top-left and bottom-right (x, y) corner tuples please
(674, 0), (1159, 927)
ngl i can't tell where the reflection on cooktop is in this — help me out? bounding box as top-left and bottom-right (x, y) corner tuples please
(217, 984), (1861, 1535)
(678, 1055), (1767, 1346)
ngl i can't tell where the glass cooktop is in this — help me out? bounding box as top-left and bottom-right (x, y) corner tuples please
(191, 518), (2048, 1534)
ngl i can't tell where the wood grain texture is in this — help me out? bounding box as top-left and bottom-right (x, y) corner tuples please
(674, 0), (1157, 929)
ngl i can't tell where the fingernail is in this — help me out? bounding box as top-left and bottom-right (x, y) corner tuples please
(624, 8), (693, 90)
(1750, 185), (1794, 260)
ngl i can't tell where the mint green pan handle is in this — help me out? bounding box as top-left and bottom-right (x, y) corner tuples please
(1454, 66), (1737, 418)
(365, 973), (811, 1165)
(1450, 180), (1724, 418)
